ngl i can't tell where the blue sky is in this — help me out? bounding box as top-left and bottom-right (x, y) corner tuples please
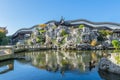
(0, 0), (120, 35)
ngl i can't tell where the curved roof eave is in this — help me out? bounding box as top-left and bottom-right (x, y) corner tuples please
(69, 19), (120, 29)
(12, 25), (39, 37)
(69, 19), (120, 26)
(12, 19), (120, 37)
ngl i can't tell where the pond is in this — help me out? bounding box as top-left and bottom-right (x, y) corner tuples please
(0, 50), (120, 80)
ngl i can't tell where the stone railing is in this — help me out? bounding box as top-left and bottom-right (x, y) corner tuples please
(0, 46), (14, 61)
(13, 44), (52, 53)
(0, 46), (14, 55)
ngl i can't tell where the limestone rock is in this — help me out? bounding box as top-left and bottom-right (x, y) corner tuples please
(99, 54), (120, 74)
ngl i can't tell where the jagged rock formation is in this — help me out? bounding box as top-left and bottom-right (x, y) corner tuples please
(11, 19), (120, 50)
(99, 53), (120, 74)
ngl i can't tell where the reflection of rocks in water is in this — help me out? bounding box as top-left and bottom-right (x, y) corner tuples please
(46, 64), (59, 72)
(16, 58), (31, 64)
(0, 60), (13, 67)
(0, 60), (14, 74)
(16, 50), (113, 74)
(88, 52), (97, 71)
(98, 70), (120, 80)
(89, 60), (96, 71)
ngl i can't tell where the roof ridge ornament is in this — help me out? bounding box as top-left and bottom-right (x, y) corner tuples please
(60, 16), (65, 25)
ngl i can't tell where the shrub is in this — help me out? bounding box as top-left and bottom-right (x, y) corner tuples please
(99, 30), (112, 37)
(91, 39), (97, 46)
(39, 24), (47, 28)
(112, 40), (120, 49)
(39, 29), (46, 33)
(61, 30), (67, 36)
(79, 24), (84, 29)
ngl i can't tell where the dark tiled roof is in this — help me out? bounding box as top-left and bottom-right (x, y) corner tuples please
(12, 19), (120, 38)
(113, 29), (120, 33)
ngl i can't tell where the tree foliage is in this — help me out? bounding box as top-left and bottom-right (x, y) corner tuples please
(0, 31), (6, 45)
(61, 29), (67, 36)
(91, 39), (97, 46)
(1, 37), (9, 45)
(79, 24), (85, 29)
(115, 54), (120, 64)
(39, 24), (47, 28)
(112, 40), (120, 49)
(99, 30), (113, 37)
(39, 29), (46, 34)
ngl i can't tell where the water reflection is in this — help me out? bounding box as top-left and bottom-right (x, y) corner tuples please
(15, 50), (111, 73)
(0, 60), (14, 74)
(98, 70), (120, 80)
(1, 50), (120, 80)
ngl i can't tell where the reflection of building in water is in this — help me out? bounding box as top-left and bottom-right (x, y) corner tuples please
(0, 60), (14, 74)
(98, 70), (120, 80)
(16, 50), (106, 74)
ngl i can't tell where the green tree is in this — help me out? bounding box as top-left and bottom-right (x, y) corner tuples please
(112, 40), (120, 49)
(0, 32), (6, 45)
(1, 37), (9, 45)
